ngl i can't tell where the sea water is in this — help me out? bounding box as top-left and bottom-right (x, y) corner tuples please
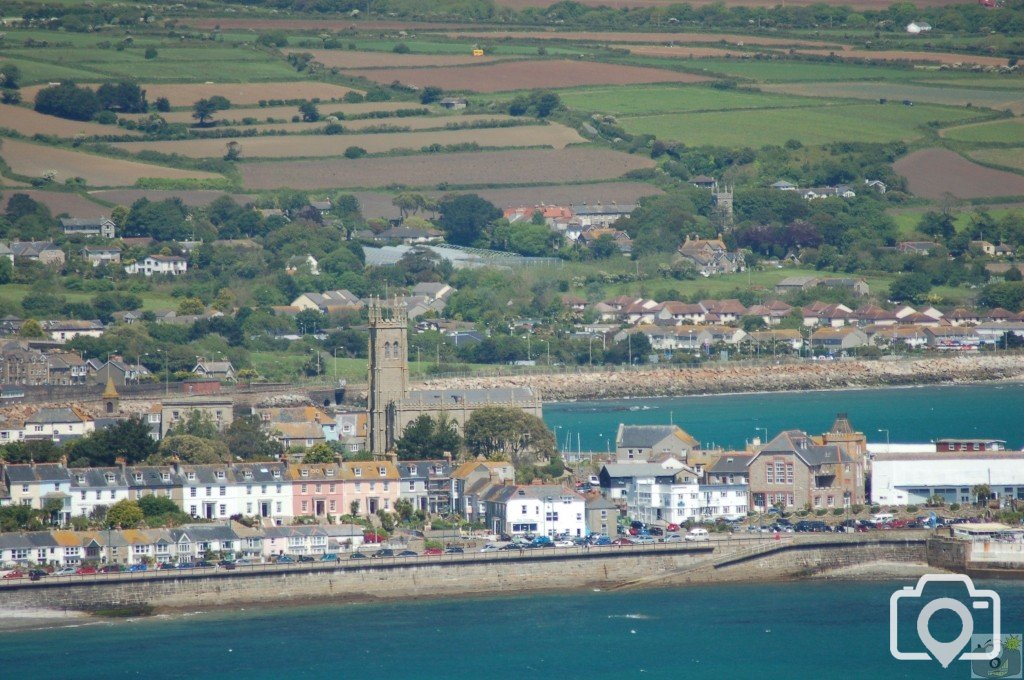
(3, 579), (1022, 678)
(544, 382), (1024, 452)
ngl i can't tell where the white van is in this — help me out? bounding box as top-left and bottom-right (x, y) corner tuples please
(872, 513), (894, 524)
(684, 528), (710, 542)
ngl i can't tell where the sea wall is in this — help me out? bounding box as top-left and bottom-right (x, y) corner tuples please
(0, 538), (931, 613)
(415, 355), (1024, 401)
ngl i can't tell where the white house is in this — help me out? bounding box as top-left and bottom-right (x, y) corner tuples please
(697, 483), (749, 521)
(177, 463), (292, 523)
(70, 467), (131, 519)
(906, 21), (932, 34)
(483, 484), (586, 538)
(125, 255), (188, 276)
(628, 465), (701, 526)
(871, 451), (1024, 506)
(23, 407), (95, 442)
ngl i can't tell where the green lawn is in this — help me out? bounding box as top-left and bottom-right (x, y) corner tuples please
(619, 102), (974, 147)
(558, 83), (826, 116)
(0, 57), (107, 85)
(0, 284), (179, 313)
(944, 119), (1024, 144)
(969, 147), (1024, 172)
(891, 206), (1022, 236)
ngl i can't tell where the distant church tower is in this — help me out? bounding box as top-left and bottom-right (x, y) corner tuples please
(714, 182), (734, 225)
(368, 299), (408, 455)
(102, 374), (120, 415)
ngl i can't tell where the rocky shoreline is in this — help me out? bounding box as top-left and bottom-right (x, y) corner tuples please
(415, 355), (1024, 401)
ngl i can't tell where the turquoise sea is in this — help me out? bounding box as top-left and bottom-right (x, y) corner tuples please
(544, 382), (1024, 452)
(3, 579), (1021, 679)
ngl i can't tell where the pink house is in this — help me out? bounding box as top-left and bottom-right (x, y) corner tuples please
(288, 463), (345, 519)
(339, 461), (400, 517)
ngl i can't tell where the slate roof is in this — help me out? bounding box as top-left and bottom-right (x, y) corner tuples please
(70, 467), (129, 488)
(708, 455), (753, 475)
(617, 424), (699, 449)
(404, 387), (536, 405)
(4, 464), (72, 483)
(758, 430), (849, 466)
(601, 463), (680, 479)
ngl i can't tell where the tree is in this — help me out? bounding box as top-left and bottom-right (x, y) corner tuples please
(157, 434), (229, 464)
(177, 297), (206, 315)
(154, 97), (171, 112)
(144, 47), (158, 60)
(420, 86), (443, 104)
(18, 319), (44, 338)
(350, 500), (360, 516)
(302, 443), (336, 464)
(298, 101), (320, 122)
(105, 499), (144, 529)
(223, 415), (281, 460)
(96, 81), (148, 113)
(168, 410), (219, 439)
(138, 495), (179, 518)
(437, 194), (501, 246)
(34, 81), (101, 121)
(463, 406), (555, 468)
(395, 414), (462, 460)
(1, 63), (21, 89)
(394, 498), (414, 523)
(972, 484), (992, 506)
(888, 273), (932, 304)
(67, 416), (158, 466)
(192, 98), (217, 126)
(344, 146), (367, 159)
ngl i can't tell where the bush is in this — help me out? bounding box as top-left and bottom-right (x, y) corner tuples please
(796, 510), (808, 517)
(870, 505), (881, 514)
(344, 146), (366, 159)
(154, 97), (170, 112)
(144, 47), (158, 60)
(850, 504), (864, 515)
(906, 505), (919, 513)
(34, 82), (100, 121)
(815, 509), (828, 516)
(832, 508), (844, 516)
(392, 43), (411, 54)
(950, 503), (961, 511)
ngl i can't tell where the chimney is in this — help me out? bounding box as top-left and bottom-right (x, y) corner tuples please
(115, 456), (126, 471)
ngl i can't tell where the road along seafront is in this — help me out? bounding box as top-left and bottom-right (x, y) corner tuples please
(412, 354), (1024, 401)
(0, 533), (932, 618)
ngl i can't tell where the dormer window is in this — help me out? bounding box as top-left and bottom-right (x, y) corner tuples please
(378, 467), (386, 476)
(325, 468), (334, 477)
(244, 470), (253, 479)
(76, 474), (85, 484)
(187, 472), (196, 481)
(161, 473), (170, 482)
(272, 470), (281, 478)
(133, 473), (143, 482)
(301, 469), (309, 478)
(104, 473), (114, 483)
(215, 470), (225, 480)
(354, 468), (362, 477)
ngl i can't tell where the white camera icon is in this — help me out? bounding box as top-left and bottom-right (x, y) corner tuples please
(890, 574), (1001, 668)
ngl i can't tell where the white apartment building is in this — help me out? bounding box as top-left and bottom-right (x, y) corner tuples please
(484, 485), (586, 538)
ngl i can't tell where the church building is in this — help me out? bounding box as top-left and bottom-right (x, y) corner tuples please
(367, 299), (542, 455)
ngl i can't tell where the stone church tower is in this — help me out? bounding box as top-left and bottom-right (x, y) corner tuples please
(368, 299), (408, 455)
(714, 183), (734, 225)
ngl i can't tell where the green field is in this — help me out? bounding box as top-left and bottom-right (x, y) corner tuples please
(762, 81), (1023, 113)
(0, 57), (107, 85)
(641, 58), (930, 83)
(969, 147), (1024, 172)
(0, 285), (180, 312)
(944, 119), (1024, 144)
(6, 46), (301, 82)
(558, 83), (825, 116)
(620, 102), (975, 147)
(283, 37), (584, 58)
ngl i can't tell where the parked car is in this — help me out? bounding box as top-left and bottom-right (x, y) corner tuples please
(297, 555), (316, 562)
(2, 569), (25, 579)
(612, 537), (634, 546)
(274, 556), (294, 564)
(75, 566), (98, 575)
(633, 535), (656, 545)
(663, 533), (683, 543)
(529, 536), (553, 548)
(479, 544), (501, 553)
(53, 566), (77, 576)
(373, 549), (395, 558)
(666, 523), (681, 532)
(234, 558), (254, 566)
(99, 564), (123, 574)
(155, 562), (177, 571)
(397, 550), (418, 558)
(443, 546), (465, 554)
(648, 527), (664, 536)
(28, 568), (48, 580)
(554, 539), (575, 548)
(684, 528), (710, 542)
(177, 562), (198, 570)
(126, 564), (148, 572)
(591, 536), (613, 546)
(350, 552), (368, 560)
(423, 547), (443, 556)
(320, 554), (338, 562)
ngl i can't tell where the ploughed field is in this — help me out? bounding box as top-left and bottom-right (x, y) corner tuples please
(0, 138), (222, 187)
(0, 104), (140, 138)
(493, 0), (962, 7)
(762, 82), (1024, 114)
(894, 148), (1024, 199)
(111, 122), (585, 158)
(287, 49), (515, 69)
(239, 147), (655, 190)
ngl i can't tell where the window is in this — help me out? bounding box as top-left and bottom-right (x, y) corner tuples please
(355, 482), (362, 492)
(187, 472), (196, 481)
(215, 471), (225, 480)
(109, 490), (116, 500)
(378, 467), (386, 476)
(354, 468), (362, 478)
(261, 485), (268, 494)
(521, 505), (528, 514)
(219, 504), (226, 516)
(302, 501), (308, 512)
(369, 482), (376, 491)
(329, 500), (336, 512)
(205, 487), (212, 497)
(315, 484), (321, 493)
(786, 464), (794, 484)
(12, 549), (29, 560)
(190, 487), (197, 498)
(383, 482), (389, 491)
(190, 505), (197, 515)
(133, 545), (147, 555)
(246, 503), (253, 514)
(21, 484), (28, 493)
(247, 486), (252, 496)
(80, 491), (86, 500)
(276, 485), (282, 493)
(219, 486), (226, 496)
(329, 483), (335, 493)
(276, 502), (282, 513)
(301, 469), (309, 478)
(301, 484), (307, 494)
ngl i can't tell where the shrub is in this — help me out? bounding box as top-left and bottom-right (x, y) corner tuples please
(906, 505), (919, 513)
(815, 509), (827, 516)
(832, 508), (844, 516)
(870, 505), (881, 514)
(796, 510), (808, 517)
(850, 504), (864, 515)
(144, 47), (158, 59)
(344, 146), (366, 159)
(392, 43), (410, 54)
(950, 503), (961, 511)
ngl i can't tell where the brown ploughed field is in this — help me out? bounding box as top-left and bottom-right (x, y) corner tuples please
(894, 148), (1024, 199)
(0, 104), (140, 138)
(288, 49), (512, 69)
(240, 147), (655, 189)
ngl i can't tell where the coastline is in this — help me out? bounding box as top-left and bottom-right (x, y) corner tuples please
(3, 559), (937, 631)
(414, 354), (1024, 402)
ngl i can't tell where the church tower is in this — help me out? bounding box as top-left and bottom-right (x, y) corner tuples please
(368, 298), (408, 455)
(714, 182), (734, 225)
(102, 374), (120, 415)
